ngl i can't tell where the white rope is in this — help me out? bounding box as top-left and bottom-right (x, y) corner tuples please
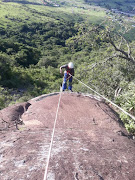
(69, 73), (135, 121)
(43, 90), (62, 180)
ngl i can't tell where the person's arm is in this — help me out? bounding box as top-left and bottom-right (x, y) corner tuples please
(60, 66), (62, 74)
(60, 64), (68, 74)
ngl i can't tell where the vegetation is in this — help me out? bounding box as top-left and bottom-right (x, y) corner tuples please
(83, 0), (135, 12)
(0, 0), (135, 134)
(51, 0), (135, 13)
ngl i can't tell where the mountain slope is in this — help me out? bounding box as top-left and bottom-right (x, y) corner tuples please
(51, 0), (135, 12)
(0, 0), (135, 135)
(0, 0), (106, 109)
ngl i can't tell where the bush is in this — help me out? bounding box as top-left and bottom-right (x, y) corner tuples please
(116, 82), (135, 134)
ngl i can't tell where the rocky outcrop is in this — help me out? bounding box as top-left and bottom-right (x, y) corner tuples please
(0, 92), (135, 180)
(0, 102), (31, 131)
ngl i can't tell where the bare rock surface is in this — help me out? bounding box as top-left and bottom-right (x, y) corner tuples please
(0, 102), (31, 130)
(0, 92), (135, 180)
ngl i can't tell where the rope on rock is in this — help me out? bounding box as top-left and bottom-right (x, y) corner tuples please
(43, 73), (135, 179)
(43, 87), (62, 180)
(70, 73), (135, 121)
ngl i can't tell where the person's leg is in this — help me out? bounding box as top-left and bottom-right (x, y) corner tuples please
(62, 71), (67, 91)
(68, 76), (73, 91)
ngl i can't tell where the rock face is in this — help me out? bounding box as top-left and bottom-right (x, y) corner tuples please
(0, 102), (31, 130)
(0, 92), (135, 180)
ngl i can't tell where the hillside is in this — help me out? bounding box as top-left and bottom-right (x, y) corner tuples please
(49, 0), (135, 13)
(0, 1), (135, 179)
(0, 92), (135, 179)
(0, 0), (135, 134)
(0, 0), (106, 106)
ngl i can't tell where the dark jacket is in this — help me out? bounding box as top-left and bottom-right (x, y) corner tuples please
(60, 64), (74, 76)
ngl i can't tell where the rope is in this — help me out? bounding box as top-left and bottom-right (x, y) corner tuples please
(43, 89), (62, 180)
(69, 73), (135, 121)
(43, 73), (135, 179)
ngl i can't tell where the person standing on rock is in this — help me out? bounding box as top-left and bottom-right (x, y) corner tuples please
(60, 62), (74, 92)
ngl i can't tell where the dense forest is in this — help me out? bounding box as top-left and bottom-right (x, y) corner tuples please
(0, 0), (135, 133)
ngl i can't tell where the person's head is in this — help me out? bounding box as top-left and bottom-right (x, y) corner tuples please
(68, 62), (74, 69)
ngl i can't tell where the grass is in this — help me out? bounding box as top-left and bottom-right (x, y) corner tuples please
(0, 0), (107, 29)
(0, 3), (55, 23)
